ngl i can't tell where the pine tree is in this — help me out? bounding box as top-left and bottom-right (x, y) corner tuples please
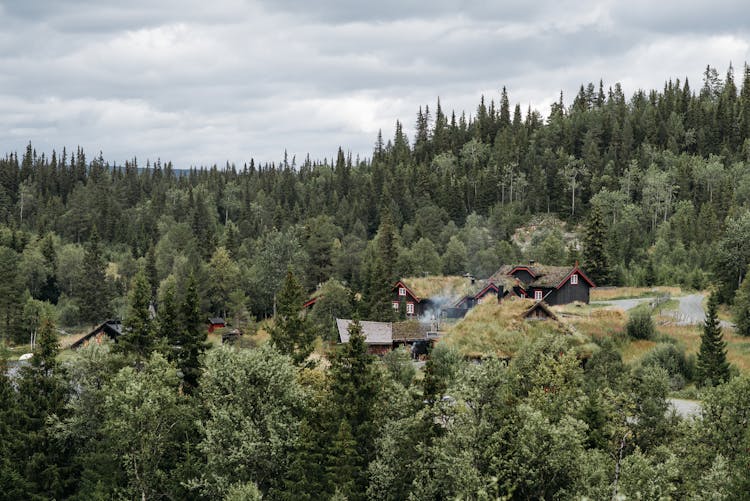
(697, 292), (730, 386)
(328, 319), (381, 500)
(583, 204), (610, 285)
(175, 273), (208, 389)
(733, 274), (750, 337)
(158, 280), (179, 344)
(78, 227), (111, 324)
(116, 269), (156, 364)
(270, 269), (317, 365)
(0, 245), (24, 344)
(16, 318), (73, 498)
(0, 356), (29, 497)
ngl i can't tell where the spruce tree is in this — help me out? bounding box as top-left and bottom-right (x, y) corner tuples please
(328, 319), (381, 500)
(697, 292), (730, 386)
(16, 318), (73, 498)
(116, 269), (156, 364)
(270, 269), (316, 365)
(733, 274), (750, 337)
(78, 227), (111, 324)
(176, 273), (208, 389)
(157, 280), (179, 344)
(583, 204), (610, 285)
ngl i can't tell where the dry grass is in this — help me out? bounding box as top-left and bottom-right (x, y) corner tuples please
(442, 298), (571, 358)
(591, 286), (684, 301)
(402, 275), (476, 300)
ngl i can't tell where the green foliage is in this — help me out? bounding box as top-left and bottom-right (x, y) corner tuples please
(641, 343), (694, 389)
(270, 270), (317, 365)
(115, 269), (156, 363)
(626, 309), (656, 340)
(77, 227), (112, 324)
(197, 345), (305, 498)
(583, 203), (610, 285)
(732, 272), (750, 336)
(382, 346), (415, 387)
(697, 292), (730, 387)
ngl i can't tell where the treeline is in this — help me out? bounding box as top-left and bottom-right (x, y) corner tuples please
(1, 63), (750, 336)
(2, 319), (750, 499)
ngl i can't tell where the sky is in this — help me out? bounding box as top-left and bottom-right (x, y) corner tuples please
(1, 0), (749, 168)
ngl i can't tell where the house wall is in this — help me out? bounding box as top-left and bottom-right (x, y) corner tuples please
(511, 269), (535, 284)
(548, 280), (590, 305)
(367, 345), (392, 356)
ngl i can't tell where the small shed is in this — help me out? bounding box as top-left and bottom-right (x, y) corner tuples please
(207, 317), (226, 333)
(70, 320), (123, 349)
(522, 301), (559, 321)
(336, 318), (393, 355)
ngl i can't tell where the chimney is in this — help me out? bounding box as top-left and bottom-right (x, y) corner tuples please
(529, 259), (535, 266)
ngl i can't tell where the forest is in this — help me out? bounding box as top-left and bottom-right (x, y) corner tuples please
(2, 63), (750, 499)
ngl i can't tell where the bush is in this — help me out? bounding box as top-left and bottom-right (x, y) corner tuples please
(641, 343), (694, 390)
(626, 310), (656, 340)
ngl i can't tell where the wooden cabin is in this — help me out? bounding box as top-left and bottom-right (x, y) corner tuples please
(490, 262), (595, 306)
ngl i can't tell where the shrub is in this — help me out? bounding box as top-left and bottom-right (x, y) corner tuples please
(641, 343), (694, 390)
(626, 310), (656, 340)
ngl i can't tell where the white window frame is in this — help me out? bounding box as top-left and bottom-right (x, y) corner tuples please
(392, 301), (400, 310)
(406, 302), (415, 315)
(534, 290), (543, 301)
(571, 274), (578, 285)
(398, 287), (406, 296)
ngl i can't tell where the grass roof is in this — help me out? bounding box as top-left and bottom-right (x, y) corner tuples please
(441, 298), (574, 358)
(401, 275), (480, 300)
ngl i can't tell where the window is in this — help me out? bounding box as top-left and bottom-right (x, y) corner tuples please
(571, 274), (578, 285)
(534, 290), (543, 300)
(398, 287), (406, 296)
(392, 301), (400, 310)
(406, 302), (415, 315)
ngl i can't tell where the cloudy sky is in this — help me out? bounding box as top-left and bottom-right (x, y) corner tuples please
(1, 1), (749, 168)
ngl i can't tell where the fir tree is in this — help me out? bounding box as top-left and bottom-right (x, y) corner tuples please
(78, 227), (111, 324)
(157, 280), (179, 344)
(697, 292), (730, 386)
(583, 204), (610, 285)
(175, 273), (208, 389)
(269, 269), (317, 365)
(328, 319), (381, 500)
(733, 274), (750, 337)
(116, 269), (156, 364)
(16, 318), (73, 498)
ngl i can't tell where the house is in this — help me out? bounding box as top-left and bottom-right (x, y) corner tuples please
(336, 318), (393, 355)
(336, 318), (443, 357)
(522, 300), (560, 321)
(489, 261), (595, 306)
(391, 321), (440, 358)
(70, 320), (123, 349)
(207, 317), (226, 333)
(392, 275), (501, 319)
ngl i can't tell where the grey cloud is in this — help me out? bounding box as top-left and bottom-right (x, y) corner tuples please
(0, 1), (748, 167)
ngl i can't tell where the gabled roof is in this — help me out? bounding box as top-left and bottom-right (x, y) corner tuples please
(70, 320), (123, 349)
(522, 301), (559, 321)
(490, 263), (596, 289)
(391, 321), (431, 341)
(208, 317), (226, 325)
(399, 276), (495, 305)
(336, 319), (392, 345)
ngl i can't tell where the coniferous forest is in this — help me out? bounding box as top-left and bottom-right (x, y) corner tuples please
(2, 64), (750, 499)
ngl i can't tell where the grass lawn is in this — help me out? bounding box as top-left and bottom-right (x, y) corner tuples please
(591, 286), (685, 301)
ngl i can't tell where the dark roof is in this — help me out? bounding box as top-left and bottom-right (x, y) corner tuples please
(490, 263), (596, 289)
(208, 317), (226, 325)
(70, 320), (123, 349)
(522, 301), (560, 321)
